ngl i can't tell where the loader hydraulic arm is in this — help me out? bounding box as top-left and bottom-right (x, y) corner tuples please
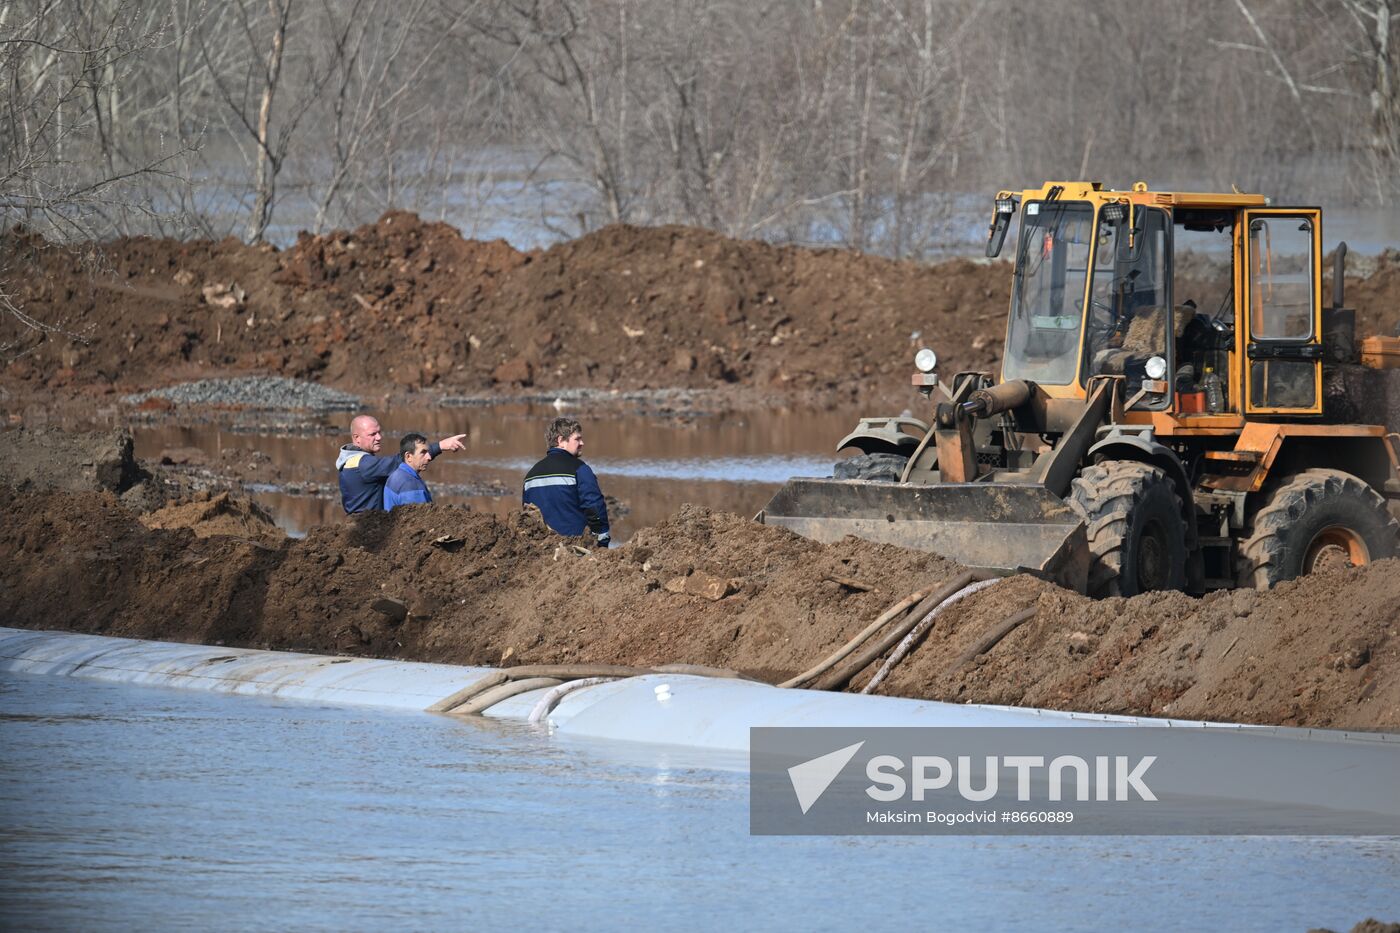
(933, 405), (978, 483)
(1023, 379), (1115, 497)
(933, 379), (1038, 483)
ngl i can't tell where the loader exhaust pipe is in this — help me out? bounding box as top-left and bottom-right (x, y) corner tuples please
(1333, 241), (1347, 311)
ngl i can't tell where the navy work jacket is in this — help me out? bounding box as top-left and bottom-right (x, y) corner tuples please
(523, 448), (610, 539)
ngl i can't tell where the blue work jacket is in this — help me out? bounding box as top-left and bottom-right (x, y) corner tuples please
(383, 462), (432, 512)
(335, 441), (440, 514)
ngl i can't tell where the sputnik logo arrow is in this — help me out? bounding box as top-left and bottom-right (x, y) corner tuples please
(787, 741), (865, 814)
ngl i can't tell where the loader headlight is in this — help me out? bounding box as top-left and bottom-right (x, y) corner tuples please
(914, 348), (938, 373)
(1145, 356), (1168, 380)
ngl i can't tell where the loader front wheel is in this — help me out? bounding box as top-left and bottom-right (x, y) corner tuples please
(1069, 461), (1188, 598)
(833, 452), (907, 482)
(1236, 469), (1399, 589)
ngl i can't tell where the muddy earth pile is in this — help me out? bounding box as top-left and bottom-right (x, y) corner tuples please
(0, 215), (1047, 403)
(0, 425), (176, 510)
(3, 475), (1396, 731)
(140, 491), (285, 547)
(1341, 252), (1400, 342)
(8, 215), (1400, 407)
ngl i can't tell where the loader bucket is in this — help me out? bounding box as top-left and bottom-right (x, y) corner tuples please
(758, 479), (1089, 593)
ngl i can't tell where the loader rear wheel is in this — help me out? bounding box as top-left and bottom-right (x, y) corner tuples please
(1236, 469), (1399, 589)
(834, 452), (907, 482)
(1069, 461), (1188, 598)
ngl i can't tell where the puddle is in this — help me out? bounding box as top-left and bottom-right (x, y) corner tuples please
(131, 401), (874, 538)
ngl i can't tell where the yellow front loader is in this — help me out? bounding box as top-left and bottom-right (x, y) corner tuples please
(760, 182), (1400, 595)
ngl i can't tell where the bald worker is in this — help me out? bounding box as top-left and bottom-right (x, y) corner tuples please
(335, 414), (466, 514)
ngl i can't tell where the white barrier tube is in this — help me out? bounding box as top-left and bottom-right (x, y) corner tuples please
(528, 677), (619, 723)
(0, 627), (496, 712)
(3, 627), (1396, 759)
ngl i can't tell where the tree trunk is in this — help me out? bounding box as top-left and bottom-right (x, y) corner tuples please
(245, 0), (291, 243)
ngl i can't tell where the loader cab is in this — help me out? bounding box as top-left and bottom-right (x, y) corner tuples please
(1080, 204), (1173, 408)
(998, 183), (1325, 421)
(1001, 196), (1174, 408)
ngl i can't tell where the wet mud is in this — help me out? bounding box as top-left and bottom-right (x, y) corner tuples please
(4, 218), (1400, 733)
(2, 442), (1396, 731)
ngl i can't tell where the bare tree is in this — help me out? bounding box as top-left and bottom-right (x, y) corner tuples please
(6, 0), (1400, 277)
(196, 0), (327, 242)
(306, 0), (494, 232)
(0, 0), (200, 358)
(1339, 0), (1399, 199)
(474, 0), (650, 231)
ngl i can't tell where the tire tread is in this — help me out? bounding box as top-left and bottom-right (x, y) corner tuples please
(1236, 468), (1400, 589)
(1069, 461), (1185, 598)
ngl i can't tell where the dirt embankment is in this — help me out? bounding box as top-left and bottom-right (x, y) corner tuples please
(1340, 253), (1400, 343)
(0, 425), (177, 510)
(7, 215), (1400, 408)
(0, 214), (1012, 404)
(140, 491), (285, 547)
(3, 471), (1396, 731)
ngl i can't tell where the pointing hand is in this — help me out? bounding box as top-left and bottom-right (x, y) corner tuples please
(438, 434), (467, 452)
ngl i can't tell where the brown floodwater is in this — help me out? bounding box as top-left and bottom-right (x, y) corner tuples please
(131, 402), (877, 538)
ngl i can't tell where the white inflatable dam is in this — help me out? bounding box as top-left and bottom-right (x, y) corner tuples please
(3, 626), (1397, 824)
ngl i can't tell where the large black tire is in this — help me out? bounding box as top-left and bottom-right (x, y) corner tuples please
(1236, 468), (1400, 589)
(834, 452), (908, 482)
(1069, 461), (1189, 598)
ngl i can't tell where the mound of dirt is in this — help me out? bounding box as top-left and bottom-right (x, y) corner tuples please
(464, 224), (1007, 398)
(0, 486), (284, 647)
(0, 215), (1005, 404)
(251, 501), (966, 675)
(0, 425), (170, 510)
(1339, 249), (1400, 342)
(1311, 920), (1400, 933)
(141, 490), (285, 546)
(868, 567), (1400, 730)
(2, 488), (1397, 730)
(8, 215), (1400, 408)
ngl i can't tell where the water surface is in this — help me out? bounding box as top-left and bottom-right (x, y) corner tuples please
(2, 670), (1397, 931)
(133, 402), (865, 537)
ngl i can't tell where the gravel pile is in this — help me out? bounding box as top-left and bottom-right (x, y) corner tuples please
(124, 377), (361, 411)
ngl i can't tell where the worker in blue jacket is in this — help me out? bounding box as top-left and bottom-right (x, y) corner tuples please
(336, 414), (465, 514)
(523, 417), (611, 546)
(383, 433), (434, 512)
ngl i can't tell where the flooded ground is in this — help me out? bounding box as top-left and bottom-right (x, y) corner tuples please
(131, 402), (870, 537)
(2, 669), (1398, 931)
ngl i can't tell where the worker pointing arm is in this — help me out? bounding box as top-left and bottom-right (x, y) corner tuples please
(337, 414), (466, 514)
